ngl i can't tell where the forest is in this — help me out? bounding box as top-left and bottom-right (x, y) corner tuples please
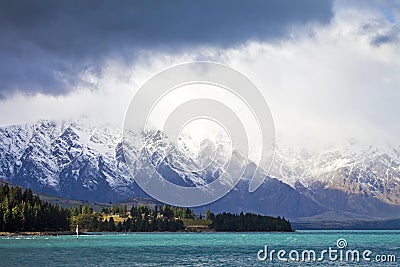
(69, 204), (187, 232)
(0, 184), (292, 232)
(0, 184), (69, 231)
(211, 212), (293, 232)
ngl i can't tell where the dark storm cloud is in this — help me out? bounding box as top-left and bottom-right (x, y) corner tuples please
(0, 0), (334, 98)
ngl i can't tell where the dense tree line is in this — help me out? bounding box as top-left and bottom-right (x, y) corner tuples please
(0, 184), (186, 232)
(71, 204), (185, 232)
(0, 184), (69, 231)
(0, 184), (293, 233)
(212, 212), (293, 232)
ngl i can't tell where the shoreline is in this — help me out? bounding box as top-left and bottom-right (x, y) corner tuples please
(0, 231), (76, 236)
(0, 229), (296, 236)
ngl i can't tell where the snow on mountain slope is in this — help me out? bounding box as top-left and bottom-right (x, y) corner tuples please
(0, 120), (234, 201)
(0, 120), (399, 219)
(0, 120), (142, 200)
(270, 143), (400, 206)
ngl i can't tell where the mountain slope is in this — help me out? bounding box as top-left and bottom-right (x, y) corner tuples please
(270, 145), (400, 208)
(0, 120), (399, 220)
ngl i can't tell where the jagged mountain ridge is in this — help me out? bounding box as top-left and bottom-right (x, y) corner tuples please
(0, 120), (137, 201)
(0, 120), (399, 219)
(0, 120), (235, 201)
(271, 145), (400, 206)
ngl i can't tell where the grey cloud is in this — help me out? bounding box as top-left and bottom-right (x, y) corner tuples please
(371, 31), (399, 46)
(0, 0), (334, 98)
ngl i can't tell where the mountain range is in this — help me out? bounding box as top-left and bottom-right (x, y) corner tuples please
(0, 120), (399, 223)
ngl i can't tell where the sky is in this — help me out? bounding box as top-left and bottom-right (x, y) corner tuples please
(0, 0), (399, 151)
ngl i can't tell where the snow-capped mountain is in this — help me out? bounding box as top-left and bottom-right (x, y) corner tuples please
(270, 144), (400, 206)
(0, 120), (236, 201)
(0, 120), (137, 201)
(0, 120), (399, 220)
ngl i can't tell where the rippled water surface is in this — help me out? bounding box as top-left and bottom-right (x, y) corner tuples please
(0, 230), (399, 266)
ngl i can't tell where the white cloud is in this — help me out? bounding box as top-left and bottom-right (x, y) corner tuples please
(222, 3), (400, 149)
(0, 2), (399, 151)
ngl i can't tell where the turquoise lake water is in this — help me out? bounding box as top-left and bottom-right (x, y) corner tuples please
(0, 230), (399, 266)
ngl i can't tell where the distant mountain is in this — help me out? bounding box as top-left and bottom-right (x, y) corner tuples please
(0, 120), (399, 221)
(0, 120), (141, 202)
(270, 145), (400, 216)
